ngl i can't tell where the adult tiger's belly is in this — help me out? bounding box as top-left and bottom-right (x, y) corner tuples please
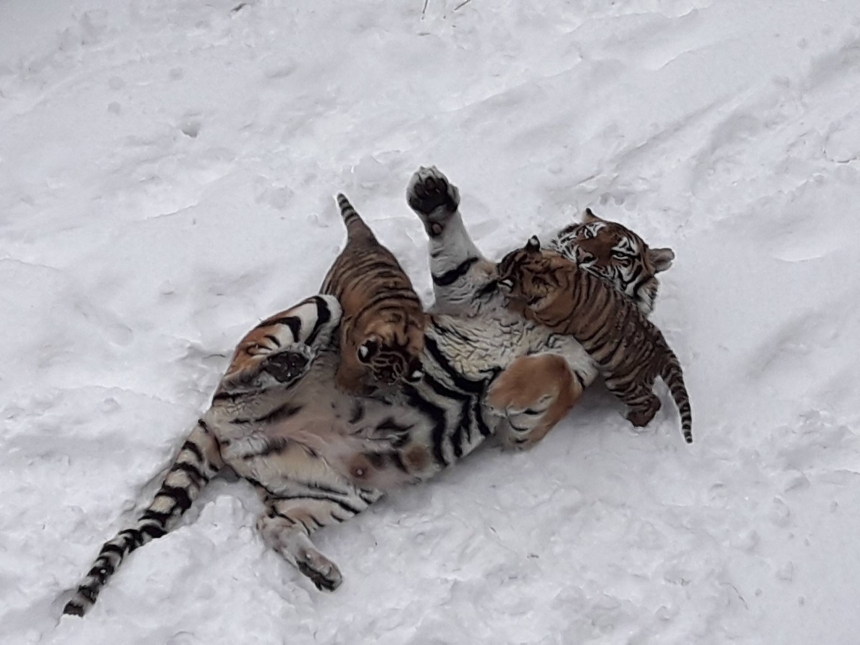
(427, 312), (599, 386)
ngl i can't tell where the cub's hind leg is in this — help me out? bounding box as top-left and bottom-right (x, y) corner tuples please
(63, 421), (223, 616)
(604, 376), (661, 428)
(256, 486), (381, 592)
(486, 354), (583, 449)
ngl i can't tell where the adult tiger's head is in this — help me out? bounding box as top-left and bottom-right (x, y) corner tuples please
(549, 209), (674, 315)
(496, 236), (569, 308)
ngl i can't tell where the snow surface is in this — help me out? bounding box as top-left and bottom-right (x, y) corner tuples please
(2, 0), (860, 643)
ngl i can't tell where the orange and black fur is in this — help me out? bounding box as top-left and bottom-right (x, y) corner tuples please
(321, 194), (427, 394)
(496, 237), (693, 443)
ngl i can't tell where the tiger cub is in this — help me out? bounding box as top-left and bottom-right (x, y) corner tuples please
(321, 194), (426, 394)
(496, 236), (693, 443)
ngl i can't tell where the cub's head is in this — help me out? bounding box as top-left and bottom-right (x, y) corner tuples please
(339, 311), (426, 394)
(551, 208), (674, 314)
(496, 236), (568, 306)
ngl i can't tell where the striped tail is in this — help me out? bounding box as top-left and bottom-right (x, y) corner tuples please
(63, 421), (223, 616)
(661, 356), (693, 444)
(336, 193), (374, 241)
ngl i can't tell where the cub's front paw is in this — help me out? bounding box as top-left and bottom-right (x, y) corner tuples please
(406, 167), (460, 235)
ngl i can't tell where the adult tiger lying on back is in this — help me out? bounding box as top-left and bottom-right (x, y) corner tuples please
(497, 236), (693, 444)
(63, 169), (676, 616)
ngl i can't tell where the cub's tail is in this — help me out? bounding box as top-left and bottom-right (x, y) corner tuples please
(336, 193), (375, 242)
(661, 355), (693, 444)
(63, 421), (223, 616)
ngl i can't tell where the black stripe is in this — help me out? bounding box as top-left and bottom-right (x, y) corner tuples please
(169, 461), (207, 485)
(99, 543), (126, 559)
(139, 523), (167, 539)
(451, 406), (469, 459)
(77, 585), (99, 603)
(432, 257), (479, 287)
(198, 419), (211, 434)
(212, 390), (245, 403)
(389, 451), (409, 473)
(93, 556), (116, 575)
(306, 481), (350, 496)
(349, 401), (365, 424)
(264, 316), (301, 342)
(87, 562), (113, 581)
(141, 508), (173, 525)
(352, 290), (421, 324)
(118, 528), (143, 552)
(376, 417), (413, 435)
(242, 437), (289, 460)
(403, 385), (449, 468)
(477, 280), (498, 298)
(181, 440), (204, 463)
(305, 297), (332, 347)
(156, 485), (192, 512)
(424, 334), (485, 394)
(254, 404), (301, 425)
(244, 476), (278, 497)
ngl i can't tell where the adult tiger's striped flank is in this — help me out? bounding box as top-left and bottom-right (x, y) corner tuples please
(321, 193), (427, 395)
(496, 236), (693, 444)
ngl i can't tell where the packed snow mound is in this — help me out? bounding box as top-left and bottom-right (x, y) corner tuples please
(2, 1), (859, 643)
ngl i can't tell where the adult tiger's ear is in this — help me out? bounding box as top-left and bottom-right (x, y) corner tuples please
(581, 207), (601, 224)
(357, 337), (379, 364)
(525, 236), (541, 253)
(649, 247), (675, 273)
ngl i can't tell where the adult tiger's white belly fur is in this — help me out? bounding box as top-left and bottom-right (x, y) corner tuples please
(428, 311), (597, 386)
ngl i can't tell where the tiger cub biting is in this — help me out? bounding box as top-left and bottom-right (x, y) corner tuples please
(321, 194), (426, 394)
(496, 236), (693, 443)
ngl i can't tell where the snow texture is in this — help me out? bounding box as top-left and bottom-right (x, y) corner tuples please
(2, 0), (860, 643)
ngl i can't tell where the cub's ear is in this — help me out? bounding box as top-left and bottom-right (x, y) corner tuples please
(581, 208), (601, 224)
(649, 247), (675, 273)
(525, 236), (541, 253)
(357, 337), (380, 363)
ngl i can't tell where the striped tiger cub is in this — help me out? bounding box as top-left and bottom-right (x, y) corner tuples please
(496, 236), (693, 444)
(321, 194), (426, 394)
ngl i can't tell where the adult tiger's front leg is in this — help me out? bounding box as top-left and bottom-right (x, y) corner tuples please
(485, 354), (584, 450)
(406, 166), (496, 315)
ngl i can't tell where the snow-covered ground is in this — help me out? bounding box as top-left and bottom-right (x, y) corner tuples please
(2, 0), (860, 642)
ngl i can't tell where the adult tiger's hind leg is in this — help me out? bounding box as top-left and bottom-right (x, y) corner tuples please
(217, 295), (342, 398)
(257, 487), (382, 591)
(486, 354), (583, 449)
(63, 421), (223, 616)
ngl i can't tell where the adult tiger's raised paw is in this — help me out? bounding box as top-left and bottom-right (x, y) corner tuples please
(407, 166), (460, 237)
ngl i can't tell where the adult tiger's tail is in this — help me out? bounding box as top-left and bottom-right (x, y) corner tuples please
(63, 421), (223, 616)
(336, 193), (375, 242)
(661, 355), (693, 444)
